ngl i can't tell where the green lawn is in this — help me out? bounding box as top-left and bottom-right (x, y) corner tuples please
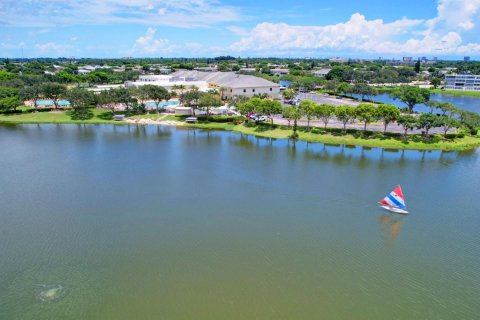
(430, 89), (480, 97)
(0, 109), (120, 124)
(128, 113), (164, 120)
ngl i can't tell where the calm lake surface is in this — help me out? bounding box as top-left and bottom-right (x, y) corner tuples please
(353, 93), (480, 114)
(1, 124), (479, 320)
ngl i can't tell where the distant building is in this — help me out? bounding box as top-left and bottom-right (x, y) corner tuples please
(445, 74), (480, 91)
(238, 68), (256, 73)
(329, 57), (348, 63)
(271, 68), (289, 76)
(313, 68), (331, 77)
(195, 66), (218, 72)
(464, 56), (471, 62)
(402, 57), (413, 64)
(126, 74), (209, 91)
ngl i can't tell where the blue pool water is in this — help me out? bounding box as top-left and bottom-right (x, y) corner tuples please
(145, 101), (180, 108)
(36, 100), (71, 106)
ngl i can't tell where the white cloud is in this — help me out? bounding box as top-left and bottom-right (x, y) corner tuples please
(0, 0), (242, 28)
(226, 26), (248, 36)
(230, 14), (423, 53)
(434, 0), (480, 31)
(131, 28), (178, 55)
(229, 1), (480, 56)
(0, 41), (25, 50)
(34, 42), (71, 54)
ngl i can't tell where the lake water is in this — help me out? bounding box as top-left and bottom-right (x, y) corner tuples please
(352, 93), (480, 114)
(1, 124), (479, 320)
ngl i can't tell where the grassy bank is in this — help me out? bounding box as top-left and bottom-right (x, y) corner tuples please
(2, 111), (479, 151)
(0, 109), (121, 124)
(430, 89), (480, 97)
(228, 124), (480, 151)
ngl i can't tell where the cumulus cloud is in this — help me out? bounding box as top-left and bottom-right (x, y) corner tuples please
(432, 0), (480, 31)
(229, 0), (480, 56)
(131, 28), (178, 55)
(0, 0), (242, 28)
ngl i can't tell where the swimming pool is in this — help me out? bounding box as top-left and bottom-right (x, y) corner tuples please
(36, 100), (71, 106)
(145, 101), (180, 108)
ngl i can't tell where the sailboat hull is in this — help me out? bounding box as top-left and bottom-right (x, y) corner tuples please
(380, 205), (409, 215)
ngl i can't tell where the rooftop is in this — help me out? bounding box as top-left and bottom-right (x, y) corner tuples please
(170, 70), (280, 88)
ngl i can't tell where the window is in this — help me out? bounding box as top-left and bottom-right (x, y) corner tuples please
(252, 89), (255, 92)
(270, 88), (272, 91)
(243, 89), (246, 93)
(230, 89), (232, 92)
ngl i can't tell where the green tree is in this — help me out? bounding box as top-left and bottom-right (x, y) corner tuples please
(258, 99), (282, 124)
(431, 77), (442, 89)
(281, 89), (295, 102)
(236, 100), (256, 118)
(298, 99), (317, 131)
(142, 85), (170, 114)
(438, 102), (458, 117)
(218, 86), (228, 100)
(397, 114), (417, 137)
(376, 104), (400, 134)
(459, 110), (480, 135)
(20, 85), (42, 109)
(355, 103), (378, 131)
(390, 86), (430, 113)
(335, 105), (356, 133)
(315, 104), (335, 129)
(425, 100), (440, 114)
(66, 88), (95, 119)
(417, 113), (441, 137)
(282, 105), (300, 128)
(414, 60), (421, 73)
(352, 82), (377, 100)
(41, 83), (67, 110)
(437, 115), (460, 137)
(0, 95), (23, 112)
(98, 89), (118, 115)
(116, 87), (137, 113)
(198, 93), (223, 116)
(336, 82), (352, 96)
(180, 87), (202, 115)
(0, 70), (16, 82)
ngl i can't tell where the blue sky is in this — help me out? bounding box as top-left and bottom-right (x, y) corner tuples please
(1, 0), (480, 59)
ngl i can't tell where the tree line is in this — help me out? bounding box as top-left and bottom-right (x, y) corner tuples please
(1, 81), (226, 119)
(235, 96), (480, 138)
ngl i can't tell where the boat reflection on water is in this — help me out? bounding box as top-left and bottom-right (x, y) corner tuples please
(378, 213), (405, 245)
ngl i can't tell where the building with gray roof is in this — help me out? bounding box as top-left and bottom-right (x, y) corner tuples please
(170, 71), (281, 99)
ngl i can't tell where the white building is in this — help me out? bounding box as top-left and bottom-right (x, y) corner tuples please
(126, 71), (281, 99)
(271, 68), (289, 76)
(445, 74), (480, 91)
(125, 74), (210, 91)
(313, 68), (331, 77)
(170, 70), (281, 99)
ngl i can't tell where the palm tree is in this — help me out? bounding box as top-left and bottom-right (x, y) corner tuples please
(218, 86), (227, 100)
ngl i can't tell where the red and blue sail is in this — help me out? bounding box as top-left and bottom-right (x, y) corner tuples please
(379, 185), (406, 209)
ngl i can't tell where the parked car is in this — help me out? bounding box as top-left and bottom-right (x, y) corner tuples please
(253, 115), (267, 122)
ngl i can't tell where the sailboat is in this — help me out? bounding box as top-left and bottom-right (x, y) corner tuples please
(379, 185), (408, 214)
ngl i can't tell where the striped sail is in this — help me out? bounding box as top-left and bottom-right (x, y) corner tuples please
(379, 185), (406, 209)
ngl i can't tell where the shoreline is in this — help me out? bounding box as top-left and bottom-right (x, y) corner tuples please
(2, 113), (479, 151)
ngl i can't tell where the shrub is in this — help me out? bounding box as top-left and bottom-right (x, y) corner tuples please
(196, 116), (243, 123)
